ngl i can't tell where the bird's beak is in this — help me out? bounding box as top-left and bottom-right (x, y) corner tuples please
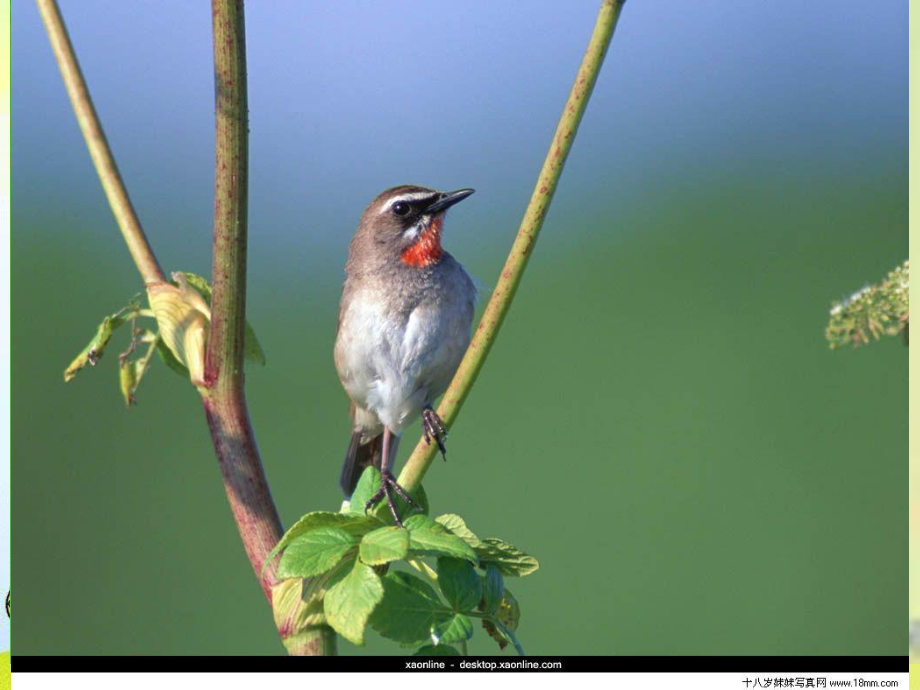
(425, 188), (475, 214)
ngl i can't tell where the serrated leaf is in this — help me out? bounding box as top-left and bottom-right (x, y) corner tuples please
(404, 515), (478, 563)
(480, 564), (504, 616)
(406, 557), (439, 581)
(369, 571), (453, 646)
(263, 511), (382, 575)
(174, 272), (265, 365)
(437, 557), (482, 612)
(352, 469), (428, 523)
(64, 301), (139, 381)
(435, 514), (481, 547)
(360, 526), (409, 565)
(413, 644), (460, 656)
(324, 559), (384, 645)
(483, 587), (521, 651)
(347, 467), (382, 516)
(475, 538), (539, 577)
(277, 528), (357, 579)
(271, 572), (337, 635)
(393, 482), (429, 518)
(432, 613), (474, 645)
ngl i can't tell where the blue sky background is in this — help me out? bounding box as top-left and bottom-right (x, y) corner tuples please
(15, 0), (905, 272)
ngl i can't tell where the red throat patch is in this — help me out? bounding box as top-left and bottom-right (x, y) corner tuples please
(401, 216), (444, 267)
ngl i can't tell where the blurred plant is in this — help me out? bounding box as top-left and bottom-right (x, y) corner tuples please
(39, 0), (624, 656)
(826, 260), (908, 349)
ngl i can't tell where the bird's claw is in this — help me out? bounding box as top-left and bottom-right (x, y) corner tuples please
(422, 406), (448, 461)
(364, 470), (419, 528)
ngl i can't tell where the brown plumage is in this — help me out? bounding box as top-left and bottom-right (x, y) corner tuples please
(334, 185), (476, 523)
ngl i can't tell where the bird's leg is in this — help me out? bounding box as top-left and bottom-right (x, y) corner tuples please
(364, 427), (419, 528)
(422, 405), (448, 461)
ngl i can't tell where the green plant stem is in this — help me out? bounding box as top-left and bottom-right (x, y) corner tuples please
(205, 0), (281, 594)
(40, 0), (310, 656)
(35, 0), (165, 286)
(205, 0), (335, 656)
(204, 0), (288, 638)
(395, 0), (625, 495)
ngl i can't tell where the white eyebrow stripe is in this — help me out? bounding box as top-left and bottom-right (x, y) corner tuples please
(381, 191), (439, 213)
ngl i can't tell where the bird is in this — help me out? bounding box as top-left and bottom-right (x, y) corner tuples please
(334, 185), (476, 527)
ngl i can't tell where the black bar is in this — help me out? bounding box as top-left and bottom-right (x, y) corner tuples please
(13, 656), (907, 673)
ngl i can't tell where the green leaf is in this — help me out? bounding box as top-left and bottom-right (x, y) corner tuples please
(354, 468), (429, 522)
(174, 272), (266, 365)
(274, 562), (348, 634)
(393, 482), (429, 518)
(435, 514), (481, 547)
(475, 538), (539, 577)
(118, 332), (159, 406)
(180, 271), (213, 300)
(437, 557), (482, 612)
(324, 559), (384, 646)
(271, 572), (337, 635)
(360, 526), (409, 566)
(369, 571), (453, 646)
(64, 301), (140, 381)
(413, 644), (460, 656)
(243, 322), (267, 366)
(496, 587), (522, 634)
(480, 564), (504, 616)
(277, 527), (357, 579)
(347, 467), (382, 516)
(404, 515), (478, 563)
(118, 357), (140, 406)
(432, 613), (474, 645)
(155, 338), (189, 377)
(263, 511), (381, 575)
(483, 588), (522, 652)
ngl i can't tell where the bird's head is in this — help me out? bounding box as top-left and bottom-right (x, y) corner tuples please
(355, 185), (475, 268)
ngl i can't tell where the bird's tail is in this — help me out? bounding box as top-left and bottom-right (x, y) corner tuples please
(341, 432), (402, 497)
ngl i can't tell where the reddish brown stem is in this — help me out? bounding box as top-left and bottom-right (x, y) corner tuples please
(202, 395), (280, 600)
(204, 0), (283, 597)
(205, 0), (334, 655)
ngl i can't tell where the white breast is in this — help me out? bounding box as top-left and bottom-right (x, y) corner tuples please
(335, 289), (471, 434)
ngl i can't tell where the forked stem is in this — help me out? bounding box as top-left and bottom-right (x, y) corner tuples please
(38, 0), (331, 656)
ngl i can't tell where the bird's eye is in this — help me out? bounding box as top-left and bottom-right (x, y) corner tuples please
(392, 201), (410, 216)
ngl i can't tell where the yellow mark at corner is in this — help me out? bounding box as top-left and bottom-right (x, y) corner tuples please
(0, 652), (10, 690)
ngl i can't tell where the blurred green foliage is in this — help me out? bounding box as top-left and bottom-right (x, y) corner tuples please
(12, 169), (905, 655)
(826, 260), (908, 349)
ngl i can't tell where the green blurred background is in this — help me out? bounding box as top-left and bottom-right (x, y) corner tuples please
(14, 1), (905, 655)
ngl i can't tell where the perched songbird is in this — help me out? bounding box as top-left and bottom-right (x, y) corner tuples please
(334, 185), (476, 526)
